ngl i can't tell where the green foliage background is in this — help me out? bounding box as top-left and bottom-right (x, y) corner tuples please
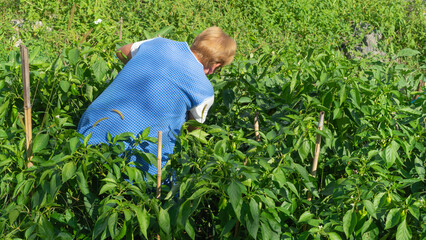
(0, 0), (425, 239)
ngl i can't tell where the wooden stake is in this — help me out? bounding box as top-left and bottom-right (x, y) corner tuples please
(20, 45), (33, 168)
(156, 131), (162, 240)
(119, 17), (123, 40)
(307, 111), (325, 201)
(156, 131), (163, 199)
(254, 112), (260, 141)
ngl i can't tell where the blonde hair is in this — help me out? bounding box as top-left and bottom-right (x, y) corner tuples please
(190, 27), (236, 69)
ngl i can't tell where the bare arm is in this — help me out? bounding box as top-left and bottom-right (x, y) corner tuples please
(187, 112), (200, 132)
(116, 43), (133, 64)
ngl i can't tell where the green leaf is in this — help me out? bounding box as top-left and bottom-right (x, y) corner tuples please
(373, 192), (386, 209)
(99, 183), (117, 195)
(62, 161), (76, 183)
(293, 163), (318, 197)
(92, 59), (108, 82)
(154, 26), (173, 37)
(285, 182), (300, 198)
(328, 232), (342, 240)
(0, 100), (10, 119)
(360, 217), (373, 235)
(0, 129), (7, 138)
(363, 200), (376, 219)
(188, 129), (209, 144)
(116, 221), (127, 240)
(339, 85), (347, 106)
(84, 132), (92, 146)
(261, 221), (273, 240)
(185, 221), (195, 240)
(76, 170), (90, 195)
(385, 208), (401, 230)
(108, 212), (118, 238)
(267, 144), (275, 157)
(68, 137), (80, 154)
(222, 89), (235, 110)
(397, 48), (420, 57)
(238, 96), (252, 103)
(333, 106), (342, 119)
(298, 211), (314, 223)
(247, 199), (260, 239)
(188, 187), (210, 200)
(141, 127), (150, 139)
(343, 209), (357, 238)
(396, 218), (412, 240)
(85, 85), (93, 102)
(177, 200), (192, 230)
(68, 48), (80, 65)
(227, 180), (243, 220)
(39, 215), (55, 238)
(298, 140), (310, 160)
(290, 73), (298, 93)
(132, 207), (149, 239)
(8, 209), (20, 224)
(32, 134), (49, 153)
(220, 219), (236, 237)
(384, 140), (399, 168)
(399, 107), (421, 115)
(93, 215), (108, 239)
(159, 207), (171, 237)
(59, 80), (70, 92)
(350, 88), (361, 108)
(407, 205), (420, 220)
(249, 198), (259, 222)
(272, 168), (286, 187)
(414, 157), (425, 180)
(244, 139), (262, 147)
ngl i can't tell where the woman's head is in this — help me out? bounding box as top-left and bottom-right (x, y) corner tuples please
(190, 27), (236, 71)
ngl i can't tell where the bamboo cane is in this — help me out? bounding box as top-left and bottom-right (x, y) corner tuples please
(156, 131), (163, 199)
(254, 112), (260, 141)
(156, 131), (162, 240)
(119, 17), (123, 40)
(307, 111), (325, 201)
(20, 45), (33, 168)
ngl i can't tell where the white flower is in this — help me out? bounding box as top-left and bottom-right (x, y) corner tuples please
(94, 19), (102, 25)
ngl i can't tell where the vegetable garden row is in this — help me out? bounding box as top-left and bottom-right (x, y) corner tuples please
(0, 0), (425, 239)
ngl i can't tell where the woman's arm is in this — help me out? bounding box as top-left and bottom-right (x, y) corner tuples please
(187, 112), (200, 132)
(116, 43), (133, 64)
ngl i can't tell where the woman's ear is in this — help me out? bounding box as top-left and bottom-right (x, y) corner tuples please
(205, 63), (222, 75)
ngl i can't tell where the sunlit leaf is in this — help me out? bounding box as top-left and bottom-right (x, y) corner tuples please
(32, 134), (49, 153)
(68, 48), (79, 65)
(343, 209), (357, 238)
(227, 180), (243, 220)
(62, 161), (76, 183)
(397, 48), (420, 57)
(385, 208), (401, 230)
(298, 211), (314, 223)
(396, 218), (412, 240)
